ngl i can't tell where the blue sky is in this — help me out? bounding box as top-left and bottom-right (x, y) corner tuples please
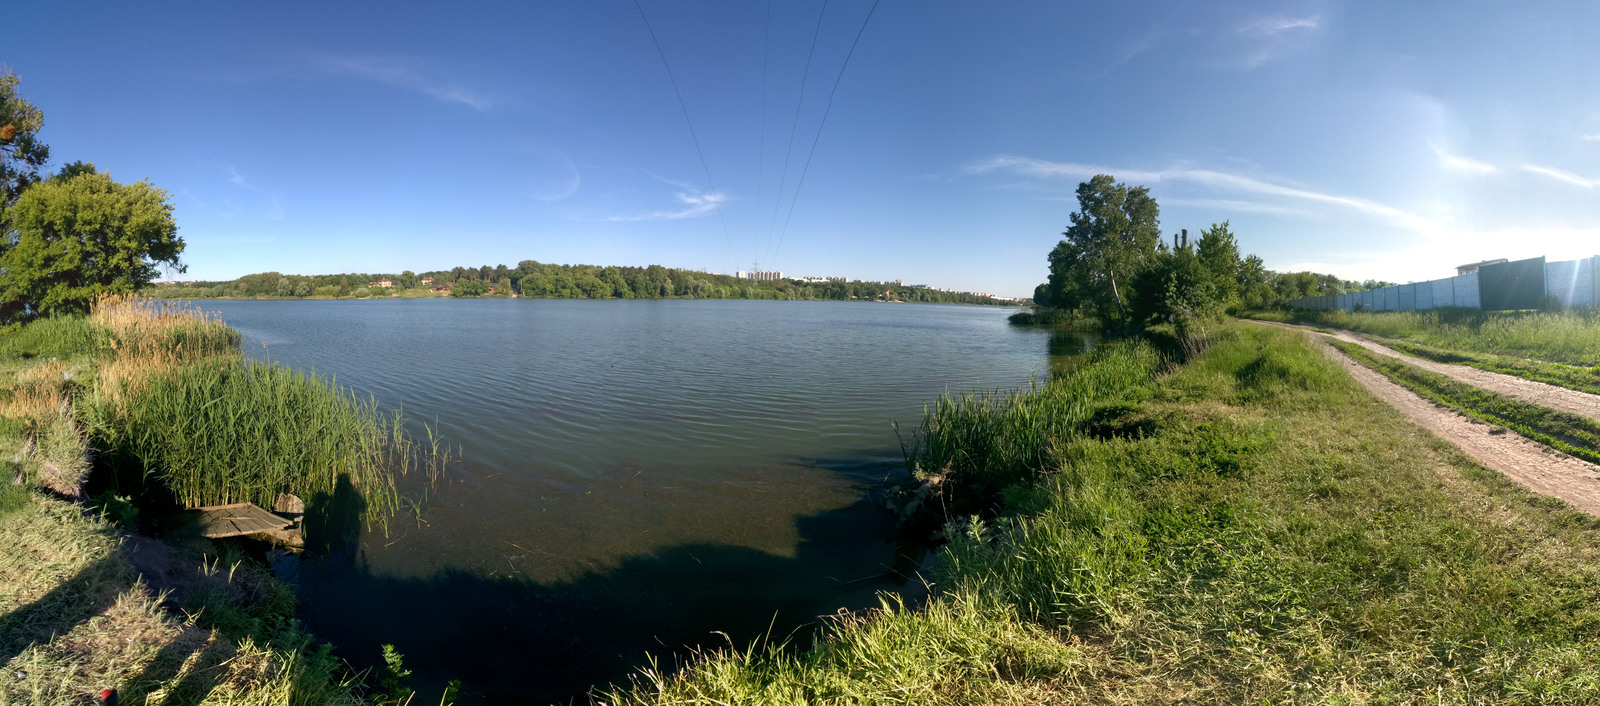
(8, 1), (1599, 297)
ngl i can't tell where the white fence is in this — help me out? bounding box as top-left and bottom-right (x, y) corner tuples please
(1286, 255), (1598, 312)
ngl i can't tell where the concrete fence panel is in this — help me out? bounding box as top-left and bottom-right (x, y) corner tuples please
(1455, 273), (1480, 308)
(1431, 279), (1453, 309)
(1415, 281), (1435, 311)
(1545, 257), (1597, 309)
(1269, 253), (1597, 311)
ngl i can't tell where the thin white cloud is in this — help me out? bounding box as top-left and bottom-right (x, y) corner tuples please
(1522, 164), (1598, 189)
(1279, 224), (1600, 283)
(964, 155), (1431, 231)
(305, 53), (493, 112)
(1237, 15), (1320, 37)
(1582, 134), (1600, 143)
(1232, 14), (1320, 69)
(1430, 143), (1496, 175)
(222, 165), (286, 220)
(604, 188), (726, 222)
(1161, 197), (1312, 218)
(536, 170), (582, 202)
(224, 164), (252, 188)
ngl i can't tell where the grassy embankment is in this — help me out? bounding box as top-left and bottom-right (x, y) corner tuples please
(1, 299), (447, 705)
(602, 323), (1600, 704)
(1254, 307), (1600, 395)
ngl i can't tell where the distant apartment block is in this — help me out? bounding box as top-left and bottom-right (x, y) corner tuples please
(736, 270), (785, 281)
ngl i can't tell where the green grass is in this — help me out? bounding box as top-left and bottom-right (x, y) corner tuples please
(1329, 339), (1600, 465)
(602, 324), (1600, 704)
(1260, 307), (1600, 367)
(896, 341), (1163, 521)
(84, 358), (446, 524)
(0, 316), (104, 360)
(1370, 337), (1600, 397)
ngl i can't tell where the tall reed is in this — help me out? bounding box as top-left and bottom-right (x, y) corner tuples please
(82, 296), (446, 524)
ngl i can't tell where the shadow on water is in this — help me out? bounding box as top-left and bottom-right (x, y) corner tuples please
(284, 462), (930, 705)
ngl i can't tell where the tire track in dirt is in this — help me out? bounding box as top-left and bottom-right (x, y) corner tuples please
(1254, 320), (1600, 424)
(1261, 323), (1600, 516)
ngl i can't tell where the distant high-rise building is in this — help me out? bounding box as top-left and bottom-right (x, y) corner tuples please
(736, 270), (784, 281)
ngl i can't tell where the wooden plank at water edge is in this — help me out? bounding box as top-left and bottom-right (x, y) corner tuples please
(194, 502), (293, 538)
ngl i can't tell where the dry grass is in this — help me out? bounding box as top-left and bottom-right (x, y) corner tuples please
(0, 496), (357, 706)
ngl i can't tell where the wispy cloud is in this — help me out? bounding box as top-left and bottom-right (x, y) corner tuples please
(1232, 14), (1320, 69)
(964, 155), (1431, 231)
(1237, 15), (1321, 37)
(1582, 134), (1600, 143)
(1160, 197), (1313, 218)
(224, 164), (252, 188)
(1522, 164), (1598, 189)
(304, 53), (493, 112)
(1430, 142), (1496, 174)
(604, 185), (726, 222)
(536, 170), (582, 202)
(222, 165), (286, 221)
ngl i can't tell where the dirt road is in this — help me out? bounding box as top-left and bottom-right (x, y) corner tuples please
(1262, 323), (1600, 516)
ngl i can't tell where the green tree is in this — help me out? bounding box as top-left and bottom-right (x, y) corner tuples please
(0, 71), (50, 211)
(452, 279), (490, 297)
(1194, 221), (1242, 308)
(1050, 174), (1162, 324)
(1, 169), (185, 321)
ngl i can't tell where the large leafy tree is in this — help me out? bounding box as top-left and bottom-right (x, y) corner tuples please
(0, 71), (50, 211)
(1047, 174), (1162, 323)
(1, 167), (185, 321)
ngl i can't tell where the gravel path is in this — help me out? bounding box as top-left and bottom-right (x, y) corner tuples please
(1257, 322), (1600, 516)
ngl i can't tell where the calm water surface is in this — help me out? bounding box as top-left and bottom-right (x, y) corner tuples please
(200, 298), (1092, 703)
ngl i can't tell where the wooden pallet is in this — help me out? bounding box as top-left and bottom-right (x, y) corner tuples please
(193, 502), (293, 538)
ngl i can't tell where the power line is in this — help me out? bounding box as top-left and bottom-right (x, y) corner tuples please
(770, 0), (881, 271)
(631, 0), (737, 269)
(763, 0), (830, 268)
(753, 0), (773, 268)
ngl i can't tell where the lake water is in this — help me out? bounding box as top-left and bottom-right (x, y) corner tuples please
(197, 298), (1093, 703)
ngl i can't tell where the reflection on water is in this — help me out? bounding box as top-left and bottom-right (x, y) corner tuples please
(200, 299), (1070, 703)
(1049, 328), (1102, 375)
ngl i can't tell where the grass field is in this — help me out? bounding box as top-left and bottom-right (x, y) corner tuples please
(601, 324), (1600, 704)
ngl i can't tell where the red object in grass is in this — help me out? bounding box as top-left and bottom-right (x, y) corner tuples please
(99, 688), (119, 706)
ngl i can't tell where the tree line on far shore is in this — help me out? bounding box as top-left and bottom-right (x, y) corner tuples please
(145, 262), (1016, 306)
(1021, 174), (1393, 333)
